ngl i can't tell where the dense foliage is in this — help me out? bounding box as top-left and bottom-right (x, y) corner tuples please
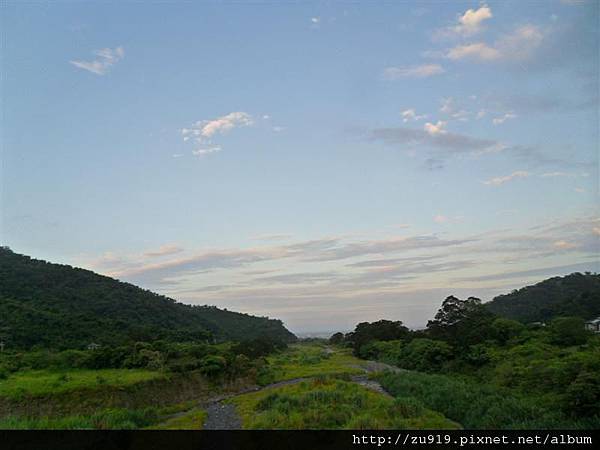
(486, 272), (600, 323)
(0, 338), (290, 383)
(333, 284), (600, 428)
(343, 320), (409, 357)
(0, 247), (296, 349)
(377, 371), (599, 429)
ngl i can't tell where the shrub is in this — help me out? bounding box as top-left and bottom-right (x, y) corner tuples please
(198, 355), (227, 378)
(565, 371), (600, 417)
(398, 339), (452, 372)
(548, 317), (589, 346)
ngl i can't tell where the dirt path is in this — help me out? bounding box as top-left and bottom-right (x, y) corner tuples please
(200, 354), (402, 429)
(203, 403), (242, 430)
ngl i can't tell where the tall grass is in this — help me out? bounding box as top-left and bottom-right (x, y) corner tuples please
(377, 371), (600, 429)
(0, 408), (159, 429)
(0, 369), (163, 399)
(229, 377), (459, 429)
(258, 344), (364, 385)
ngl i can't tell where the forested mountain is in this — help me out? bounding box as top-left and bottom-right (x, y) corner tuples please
(0, 247), (296, 349)
(486, 272), (600, 323)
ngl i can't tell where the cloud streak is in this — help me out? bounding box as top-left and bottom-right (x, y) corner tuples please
(483, 171), (530, 186)
(70, 47), (124, 75)
(382, 64), (445, 79)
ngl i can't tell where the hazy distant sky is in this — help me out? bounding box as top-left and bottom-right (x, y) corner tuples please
(2, 1), (599, 332)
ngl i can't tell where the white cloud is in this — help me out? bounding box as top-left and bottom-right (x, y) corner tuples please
(496, 24), (544, 60)
(447, 42), (500, 61)
(492, 112), (517, 125)
(311, 17), (320, 24)
(446, 25), (544, 62)
(382, 64), (445, 79)
(181, 112), (253, 155)
(70, 46), (125, 75)
(456, 5), (493, 35)
(401, 109), (427, 122)
(436, 5), (493, 39)
(483, 171), (530, 186)
(192, 146), (222, 156)
(187, 112), (254, 139)
(424, 121), (447, 135)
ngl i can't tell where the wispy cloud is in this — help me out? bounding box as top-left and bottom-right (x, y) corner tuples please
(382, 64), (445, 79)
(445, 25), (544, 62)
(144, 245), (184, 258)
(70, 47), (124, 75)
(192, 146), (222, 157)
(492, 112), (517, 125)
(369, 126), (499, 155)
(401, 109), (427, 122)
(433, 214), (464, 224)
(540, 171), (588, 178)
(182, 112), (253, 141)
(250, 234), (293, 242)
(439, 97), (470, 121)
(483, 171), (530, 186)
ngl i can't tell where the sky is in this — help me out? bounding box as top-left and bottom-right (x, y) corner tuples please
(1, 0), (599, 333)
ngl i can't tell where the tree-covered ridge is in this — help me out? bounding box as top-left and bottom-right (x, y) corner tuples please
(485, 272), (600, 323)
(0, 247), (296, 350)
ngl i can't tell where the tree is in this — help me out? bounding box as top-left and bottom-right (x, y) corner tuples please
(397, 338), (452, 372)
(491, 318), (525, 345)
(345, 320), (409, 356)
(328, 332), (345, 345)
(427, 296), (496, 348)
(548, 317), (589, 346)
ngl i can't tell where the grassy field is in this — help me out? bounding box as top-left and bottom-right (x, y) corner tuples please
(147, 408), (208, 430)
(260, 343), (364, 384)
(0, 408), (161, 429)
(228, 377), (459, 429)
(0, 369), (164, 399)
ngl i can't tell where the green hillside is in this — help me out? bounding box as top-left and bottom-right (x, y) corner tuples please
(485, 272), (600, 323)
(0, 247), (296, 349)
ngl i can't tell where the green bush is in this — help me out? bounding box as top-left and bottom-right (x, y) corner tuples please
(548, 317), (589, 346)
(397, 339), (452, 372)
(565, 371), (600, 417)
(198, 355), (227, 378)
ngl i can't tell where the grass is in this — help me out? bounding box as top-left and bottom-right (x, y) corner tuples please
(376, 371), (600, 429)
(228, 377), (459, 429)
(0, 369), (164, 399)
(147, 409), (207, 430)
(259, 344), (364, 384)
(0, 408), (160, 429)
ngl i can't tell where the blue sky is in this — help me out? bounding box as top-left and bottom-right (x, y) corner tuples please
(2, 0), (599, 332)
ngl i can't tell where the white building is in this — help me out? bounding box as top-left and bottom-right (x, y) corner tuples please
(584, 317), (600, 333)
